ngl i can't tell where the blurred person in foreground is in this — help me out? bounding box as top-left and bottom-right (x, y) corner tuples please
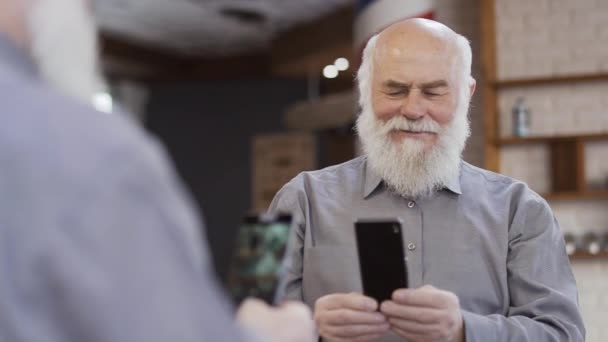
(270, 19), (584, 342)
(0, 0), (313, 341)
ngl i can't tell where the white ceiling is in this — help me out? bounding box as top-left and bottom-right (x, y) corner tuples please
(94, 0), (353, 56)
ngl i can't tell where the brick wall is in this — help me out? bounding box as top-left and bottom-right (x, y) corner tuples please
(493, 0), (608, 339)
(573, 261), (608, 342)
(495, 0), (608, 79)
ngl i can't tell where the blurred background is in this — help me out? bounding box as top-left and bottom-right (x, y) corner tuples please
(91, 0), (607, 339)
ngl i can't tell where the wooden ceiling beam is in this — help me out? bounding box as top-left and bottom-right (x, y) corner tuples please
(101, 34), (271, 82)
(270, 5), (354, 77)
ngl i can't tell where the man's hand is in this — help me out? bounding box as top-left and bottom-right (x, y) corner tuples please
(237, 298), (314, 342)
(380, 285), (464, 342)
(314, 292), (389, 342)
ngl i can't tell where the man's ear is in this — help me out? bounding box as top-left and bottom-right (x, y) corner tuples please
(468, 76), (477, 98)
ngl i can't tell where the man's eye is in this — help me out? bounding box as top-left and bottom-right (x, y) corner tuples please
(387, 90), (406, 96)
(424, 91), (442, 97)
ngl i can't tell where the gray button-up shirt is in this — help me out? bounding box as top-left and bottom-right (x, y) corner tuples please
(270, 156), (584, 341)
(0, 35), (252, 342)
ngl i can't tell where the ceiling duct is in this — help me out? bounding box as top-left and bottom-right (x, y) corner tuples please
(219, 6), (268, 26)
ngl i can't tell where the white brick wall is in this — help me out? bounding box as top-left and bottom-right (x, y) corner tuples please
(496, 0), (608, 79)
(499, 144), (551, 193)
(495, 0), (608, 339)
(572, 261), (608, 342)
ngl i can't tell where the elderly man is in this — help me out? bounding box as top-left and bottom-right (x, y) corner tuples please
(0, 0), (313, 341)
(270, 19), (584, 342)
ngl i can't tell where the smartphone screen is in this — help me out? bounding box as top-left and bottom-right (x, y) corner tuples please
(226, 213), (292, 305)
(355, 220), (408, 304)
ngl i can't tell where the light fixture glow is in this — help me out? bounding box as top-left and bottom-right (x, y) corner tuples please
(323, 65), (338, 79)
(93, 92), (113, 113)
(334, 57), (349, 71)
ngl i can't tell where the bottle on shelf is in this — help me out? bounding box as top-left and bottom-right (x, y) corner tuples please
(512, 97), (530, 137)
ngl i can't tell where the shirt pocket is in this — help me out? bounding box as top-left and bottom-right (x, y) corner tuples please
(301, 245), (361, 307)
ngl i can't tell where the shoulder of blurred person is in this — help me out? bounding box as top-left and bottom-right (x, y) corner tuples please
(0, 34), (248, 341)
(0, 32), (319, 342)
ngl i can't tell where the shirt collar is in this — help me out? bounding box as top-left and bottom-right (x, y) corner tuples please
(362, 157), (463, 198)
(444, 167), (462, 195)
(0, 33), (38, 79)
(362, 157), (383, 198)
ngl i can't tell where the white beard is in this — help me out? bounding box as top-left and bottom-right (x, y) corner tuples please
(26, 0), (101, 103)
(356, 98), (471, 198)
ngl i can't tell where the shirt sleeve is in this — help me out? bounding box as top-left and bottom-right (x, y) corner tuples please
(461, 194), (585, 342)
(26, 141), (253, 342)
(267, 176), (307, 303)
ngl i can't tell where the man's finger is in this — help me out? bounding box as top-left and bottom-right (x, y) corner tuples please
(380, 300), (442, 324)
(392, 327), (430, 342)
(328, 333), (387, 342)
(388, 317), (440, 334)
(323, 309), (386, 325)
(323, 322), (390, 338)
(391, 287), (451, 308)
(317, 293), (378, 311)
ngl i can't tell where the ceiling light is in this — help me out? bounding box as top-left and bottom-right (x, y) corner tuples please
(323, 65), (338, 79)
(334, 57), (349, 71)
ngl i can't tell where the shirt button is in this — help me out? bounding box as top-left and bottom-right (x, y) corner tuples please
(407, 243), (416, 251)
(407, 201), (415, 208)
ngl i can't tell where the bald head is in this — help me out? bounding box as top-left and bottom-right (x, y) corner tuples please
(380, 19), (471, 78)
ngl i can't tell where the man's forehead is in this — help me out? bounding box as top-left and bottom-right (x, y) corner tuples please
(372, 55), (460, 90)
(374, 48), (455, 75)
(376, 36), (454, 61)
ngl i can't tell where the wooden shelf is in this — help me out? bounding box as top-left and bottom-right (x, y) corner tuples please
(497, 133), (608, 145)
(543, 191), (608, 201)
(569, 251), (608, 260)
(493, 73), (608, 88)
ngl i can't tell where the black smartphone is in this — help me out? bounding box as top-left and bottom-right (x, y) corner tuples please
(355, 220), (408, 304)
(226, 213), (292, 305)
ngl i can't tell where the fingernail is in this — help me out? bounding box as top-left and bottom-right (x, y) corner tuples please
(381, 302), (392, 312)
(393, 290), (406, 301)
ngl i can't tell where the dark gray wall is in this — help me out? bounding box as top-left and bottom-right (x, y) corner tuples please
(145, 79), (308, 280)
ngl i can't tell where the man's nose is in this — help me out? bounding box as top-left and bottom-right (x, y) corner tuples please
(400, 93), (425, 120)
